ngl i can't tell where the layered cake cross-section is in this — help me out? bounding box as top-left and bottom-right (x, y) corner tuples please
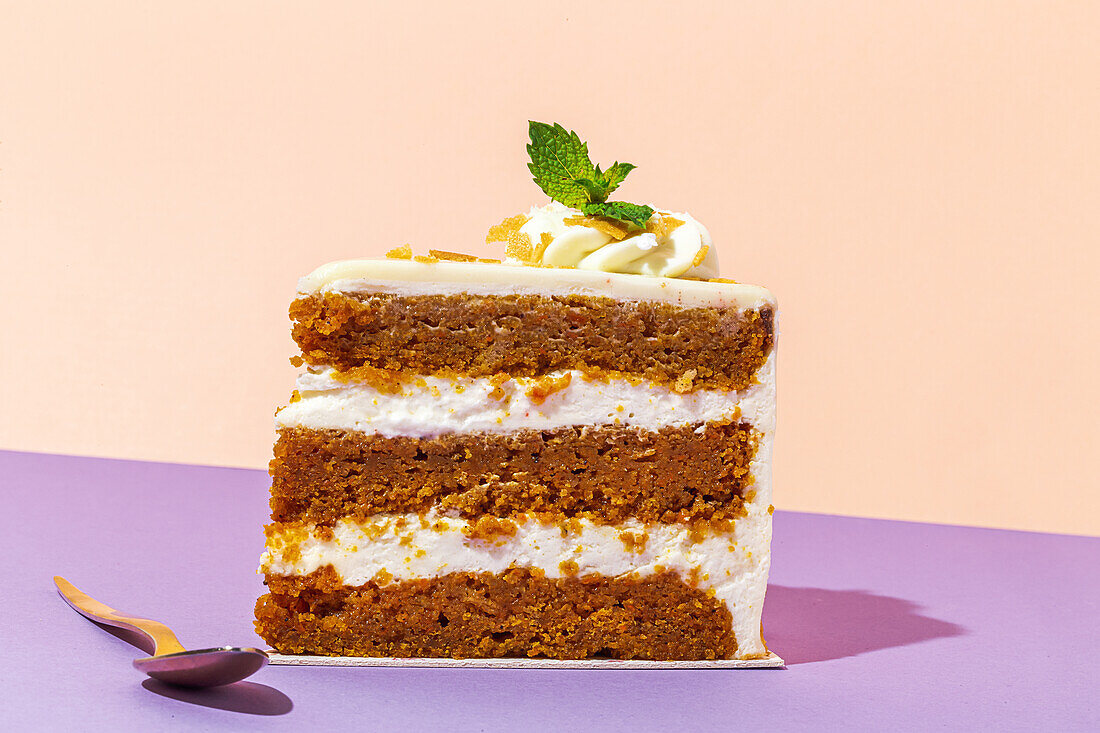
(255, 123), (777, 660)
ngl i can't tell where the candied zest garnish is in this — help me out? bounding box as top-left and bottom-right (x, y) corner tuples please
(428, 249), (478, 262)
(385, 244), (413, 259)
(692, 243), (709, 267)
(486, 214), (533, 261)
(477, 257), (502, 264)
(645, 214), (681, 238)
(536, 232), (553, 261)
(563, 214), (633, 241)
(662, 215), (685, 234)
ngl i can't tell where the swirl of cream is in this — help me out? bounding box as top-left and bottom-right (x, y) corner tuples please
(512, 202), (719, 279)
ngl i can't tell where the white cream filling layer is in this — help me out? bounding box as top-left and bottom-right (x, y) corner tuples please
(261, 498), (772, 658)
(298, 259), (774, 311)
(277, 352), (776, 439)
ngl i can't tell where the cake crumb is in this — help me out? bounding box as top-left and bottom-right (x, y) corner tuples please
(618, 531), (649, 554)
(385, 244), (413, 259)
(673, 369), (698, 394)
(558, 559), (580, 577)
(525, 372), (572, 405)
(688, 566), (702, 587)
(488, 373), (511, 401)
(328, 365), (406, 394)
(463, 515), (518, 543)
(413, 254), (439, 264)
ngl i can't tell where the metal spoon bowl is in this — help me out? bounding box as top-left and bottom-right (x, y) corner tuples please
(55, 576), (268, 688)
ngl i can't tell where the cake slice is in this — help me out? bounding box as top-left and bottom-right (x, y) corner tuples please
(256, 123), (777, 660)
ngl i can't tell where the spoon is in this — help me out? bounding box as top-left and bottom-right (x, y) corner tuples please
(54, 576), (268, 688)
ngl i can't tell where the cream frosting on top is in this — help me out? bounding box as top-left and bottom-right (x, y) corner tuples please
(297, 203), (774, 310)
(515, 202), (718, 279)
(298, 259), (772, 309)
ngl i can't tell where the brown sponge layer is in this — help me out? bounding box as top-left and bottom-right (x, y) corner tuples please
(270, 421), (759, 525)
(290, 292), (773, 392)
(256, 567), (736, 660)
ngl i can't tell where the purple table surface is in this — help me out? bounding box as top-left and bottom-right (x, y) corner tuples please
(1, 450), (1097, 732)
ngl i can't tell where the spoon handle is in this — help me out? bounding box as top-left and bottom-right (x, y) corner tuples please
(54, 576), (187, 656)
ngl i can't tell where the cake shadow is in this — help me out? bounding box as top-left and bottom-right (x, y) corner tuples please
(141, 679), (293, 716)
(764, 586), (965, 664)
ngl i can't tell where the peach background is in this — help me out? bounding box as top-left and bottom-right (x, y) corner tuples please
(2, 2), (1097, 536)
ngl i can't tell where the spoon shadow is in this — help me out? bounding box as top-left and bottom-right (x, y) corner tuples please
(78, 614), (292, 714)
(142, 678), (293, 716)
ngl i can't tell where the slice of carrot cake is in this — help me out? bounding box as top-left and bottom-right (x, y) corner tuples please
(255, 123), (777, 660)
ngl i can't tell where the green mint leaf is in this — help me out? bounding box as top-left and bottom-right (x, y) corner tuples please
(526, 122), (647, 215)
(581, 201), (655, 228)
(527, 121), (597, 208)
(600, 162), (636, 197)
(575, 176), (612, 202)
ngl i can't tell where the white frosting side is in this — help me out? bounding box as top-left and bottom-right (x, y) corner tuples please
(277, 353), (776, 438)
(298, 260), (773, 311)
(518, 202), (719, 279)
(261, 501), (772, 658)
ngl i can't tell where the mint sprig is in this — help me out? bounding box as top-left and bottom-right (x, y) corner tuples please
(579, 201), (654, 228)
(527, 121), (654, 228)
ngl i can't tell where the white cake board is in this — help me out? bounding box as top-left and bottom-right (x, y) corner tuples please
(267, 651), (784, 669)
